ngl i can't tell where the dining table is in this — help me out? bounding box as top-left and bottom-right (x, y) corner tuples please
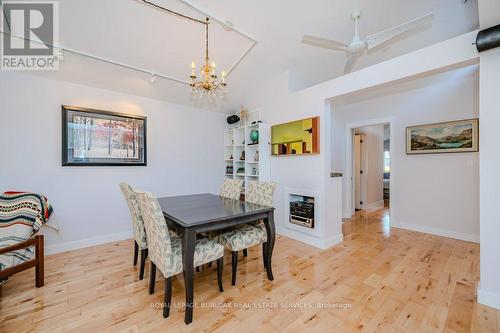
(157, 193), (276, 324)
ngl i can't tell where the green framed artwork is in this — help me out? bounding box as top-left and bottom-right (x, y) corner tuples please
(406, 118), (478, 154)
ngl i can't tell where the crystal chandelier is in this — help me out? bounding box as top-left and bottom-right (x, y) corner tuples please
(190, 18), (227, 93)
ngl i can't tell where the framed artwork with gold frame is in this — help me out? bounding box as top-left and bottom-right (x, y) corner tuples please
(406, 118), (478, 155)
(271, 117), (319, 156)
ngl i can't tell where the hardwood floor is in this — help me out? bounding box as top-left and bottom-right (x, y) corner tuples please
(1, 208), (498, 332)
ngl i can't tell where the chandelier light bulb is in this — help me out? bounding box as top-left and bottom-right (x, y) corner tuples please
(189, 17), (227, 95)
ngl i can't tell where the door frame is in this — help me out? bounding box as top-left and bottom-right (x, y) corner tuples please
(353, 133), (367, 210)
(345, 117), (395, 218)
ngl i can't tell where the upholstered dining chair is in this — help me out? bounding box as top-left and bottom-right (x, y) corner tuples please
(214, 181), (276, 286)
(120, 183), (149, 280)
(220, 178), (244, 200)
(135, 191), (225, 318)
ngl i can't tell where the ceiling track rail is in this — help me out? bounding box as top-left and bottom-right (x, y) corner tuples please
(175, 0), (257, 76)
(139, 0), (206, 25)
(0, 0), (257, 84)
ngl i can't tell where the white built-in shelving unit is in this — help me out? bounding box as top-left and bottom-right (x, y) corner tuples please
(224, 122), (270, 192)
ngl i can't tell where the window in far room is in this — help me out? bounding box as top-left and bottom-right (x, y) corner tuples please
(384, 151), (390, 173)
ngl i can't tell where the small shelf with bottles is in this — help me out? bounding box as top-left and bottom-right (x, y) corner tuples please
(223, 122), (270, 190)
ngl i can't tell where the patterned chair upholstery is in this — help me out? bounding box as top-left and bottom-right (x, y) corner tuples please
(245, 181), (277, 233)
(135, 191), (225, 318)
(120, 183), (150, 280)
(214, 224), (267, 252)
(220, 179), (243, 200)
(120, 183), (147, 250)
(214, 181), (276, 285)
(0, 192), (52, 287)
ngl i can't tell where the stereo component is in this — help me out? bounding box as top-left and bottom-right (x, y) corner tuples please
(289, 199), (314, 229)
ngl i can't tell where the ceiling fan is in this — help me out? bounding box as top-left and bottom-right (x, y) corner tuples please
(302, 11), (434, 74)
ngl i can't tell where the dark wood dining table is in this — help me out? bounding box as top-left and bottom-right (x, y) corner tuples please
(157, 193), (276, 324)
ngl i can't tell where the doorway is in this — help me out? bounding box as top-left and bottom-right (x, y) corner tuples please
(346, 118), (393, 220)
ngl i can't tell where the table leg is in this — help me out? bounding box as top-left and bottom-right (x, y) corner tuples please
(263, 211), (276, 281)
(182, 228), (196, 324)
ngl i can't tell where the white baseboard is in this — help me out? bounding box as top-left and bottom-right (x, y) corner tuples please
(45, 230), (133, 255)
(364, 200), (385, 212)
(276, 226), (343, 250)
(320, 234), (344, 249)
(477, 282), (500, 310)
(391, 221), (479, 243)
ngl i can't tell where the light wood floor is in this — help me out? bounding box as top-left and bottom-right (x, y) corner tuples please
(1, 208), (498, 332)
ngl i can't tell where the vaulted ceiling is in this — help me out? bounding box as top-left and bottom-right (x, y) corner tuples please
(22, 0), (479, 112)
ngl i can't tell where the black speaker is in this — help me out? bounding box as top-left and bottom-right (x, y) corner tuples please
(226, 115), (240, 125)
(476, 24), (500, 53)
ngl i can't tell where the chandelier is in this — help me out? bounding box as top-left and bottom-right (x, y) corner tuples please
(190, 18), (227, 93)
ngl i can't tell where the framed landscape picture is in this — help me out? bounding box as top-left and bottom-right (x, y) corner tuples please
(62, 106), (147, 166)
(406, 118), (478, 155)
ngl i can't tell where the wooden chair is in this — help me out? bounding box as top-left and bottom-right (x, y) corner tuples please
(0, 235), (44, 287)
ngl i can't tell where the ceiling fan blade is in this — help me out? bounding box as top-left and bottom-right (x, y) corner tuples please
(302, 35), (347, 52)
(344, 54), (359, 74)
(365, 13), (434, 50)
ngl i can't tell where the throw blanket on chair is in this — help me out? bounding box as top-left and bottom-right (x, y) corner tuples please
(0, 191), (53, 270)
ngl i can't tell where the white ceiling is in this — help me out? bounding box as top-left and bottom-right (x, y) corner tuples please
(16, 0), (479, 113)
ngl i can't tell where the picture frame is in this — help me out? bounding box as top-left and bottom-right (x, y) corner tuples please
(271, 116), (320, 156)
(406, 118), (478, 155)
(62, 105), (147, 166)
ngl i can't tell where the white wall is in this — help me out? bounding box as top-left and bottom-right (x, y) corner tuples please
(0, 72), (225, 254)
(478, 48), (500, 309)
(476, 0), (500, 312)
(357, 125), (384, 210)
(332, 66), (480, 242)
(244, 32), (478, 249)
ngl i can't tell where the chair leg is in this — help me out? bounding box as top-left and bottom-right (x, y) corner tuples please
(35, 235), (44, 288)
(243, 249), (248, 257)
(149, 261), (156, 294)
(231, 251), (238, 286)
(262, 242), (267, 269)
(139, 249), (148, 280)
(133, 241), (139, 266)
(163, 277), (172, 318)
(217, 257), (224, 292)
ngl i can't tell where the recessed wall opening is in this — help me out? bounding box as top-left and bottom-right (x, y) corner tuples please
(289, 194), (315, 229)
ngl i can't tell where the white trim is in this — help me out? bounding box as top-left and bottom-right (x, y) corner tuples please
(344, 117), (395, 219)
(391, 221), (479, 243)
(276, 227), (342, 250)
(364, 200), (385, 212)
(45, 230), (133, 255)
(477, 282), (500, 310)
(178, 0), (257, 42)
(0, 0), (258, 83)
(176, 0), (258, 77)
(320, 234), (344, 249)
